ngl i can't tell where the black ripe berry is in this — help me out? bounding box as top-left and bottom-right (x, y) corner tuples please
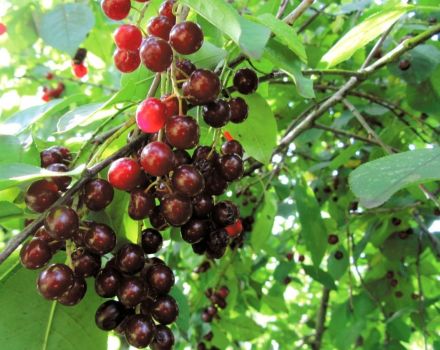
(233, 68), (258, 94)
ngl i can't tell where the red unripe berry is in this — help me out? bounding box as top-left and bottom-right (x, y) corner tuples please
(140, 37), (173, 73)
(108, 157), (142, 191)
(46, 72), (54, 80)
(72, 63), (88, 78)
(0, 23), (7, 36)
(225, 219), (243, 237)
(169, 21), (204, 55)
(114, 49), (141, 73)
(114, 24), (143, 51)
(136, 97), (168, 133)
(224, 131), (234, 141)
(161, 94), (187, 118)
(140, 142), (174, 177)
(159, 0), (176, 25)
(147, 16), (173, 40)
(101, 0), (131, 20)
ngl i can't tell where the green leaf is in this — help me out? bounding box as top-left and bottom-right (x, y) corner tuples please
(407, 80), (440, 115)
(57, 103), (112, 133)
(38, 4), (95, 55)
(220, 315), (263, 341)
(250, 191), (277, 252)
(225, 93), (277, 164)
(0, 257), (107, 350)
(169, 287), (190, 335)
(0, 163), (85, 191)
(321, 7), (408, 67)
(349, 148), (440, 208)
(294, 176), (327, 266)
(303, 265), (337, 290)
(0, 201), (24, 221)
(187, 41), (227, 69)
(255, 13), (307, 63)
(263, 39), (315, 98)
(180, 0), (271, 59)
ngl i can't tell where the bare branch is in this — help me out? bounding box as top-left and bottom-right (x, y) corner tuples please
(311, 287), (330, 350)
(283, 0), (315, 25)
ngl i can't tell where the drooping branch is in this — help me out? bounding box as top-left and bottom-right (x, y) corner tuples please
(311, 287), (330, 350)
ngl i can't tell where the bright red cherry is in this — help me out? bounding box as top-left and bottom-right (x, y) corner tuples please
(140, 37), (173, 73)
(108, 157), (142, 191)
(136, 97), (168, 133)
(169, 21), (204, 55)
(140, 142), (175, 177)
(165, 115), (199, 149)
(114, 24), (143, 51)
(101, 0), (131, 20)
(159, 0), (176, 25)
(225, 219), (243, 237)
(147, 16), (173, 40)
(114, 49), (141, 73)
(72, 63), (88, 78)
(0, 23), (7, 36)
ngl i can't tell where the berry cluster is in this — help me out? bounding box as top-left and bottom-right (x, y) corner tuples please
(42, 82), (65, 102)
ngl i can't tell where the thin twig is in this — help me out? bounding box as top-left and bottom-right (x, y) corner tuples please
(311, 287), (330, 350)
(298, 3), (329, 33)
(283, 0), (315, 25)
(276, 0), (289, 19)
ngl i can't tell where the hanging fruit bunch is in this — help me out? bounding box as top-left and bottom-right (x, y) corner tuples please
(19, 0), (259, 348)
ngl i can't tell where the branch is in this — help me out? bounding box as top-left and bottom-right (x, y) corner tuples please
(0, 133), (149, 264)
(298, 3), (329, 33)
(276, 0), (289, 19)
(276, 24), (440, 151)
(283, 0), (315, 25)
(311, 287), (330, 350)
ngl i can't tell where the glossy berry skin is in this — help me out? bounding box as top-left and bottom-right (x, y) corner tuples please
(47, 163), (71, 191)
(229, 97), (248, 123)
(152, 295), (179, 325)
(136, 97), (168, 133)
(141, 228), (163, 254)
(399, 59), (411, 71)
(202, 100), (231, 128)
(159, 0), (176, 25)
(328, 234), (339, 245)
(114, 49), (141, 73)
(184, 69), (221, 105)
(25, 180), (60, 213)
(124, 314), (155, 348)
(95, 300), (126, 331)
(204, 172), (228, 196)
(147, 16), (173, 40)
(72, 63), (88, 78)
(117, 276), (145, 308)
(101, 0), (131, 20)
(161, 94), (187, 119)
(37, 263), (74, 300)
(169, 21), (204, 55)
(83, 179), (114, 211)
(221, 140), (243, 157)
(233, 68), (259, 94)
(171, 165), (204, 197)
(173, 149), (191, 167)
(115, 243), (145, 274)
(57, 276), (87, 306)
(165, 116), (200, 149)
(140, 37), (173, 73)
(147, 264), (175, 295)
(218, 154), (243, 181)
(225, 219), (243, 237)
(34, 226), (64, 253)
(114, 24), (143, 51)
(140, 142), (175, 177)
(151, 325), (175, 350)
(192, 194), (214, 218)
(150, 206), (169, 231)
(181, 219), (210, 244)
(206, 229), (229, 253)
(212, 201), (239, 226)
(95, 267), (121, 298)
(71, 248), (101, 278)
(175, 59), (196, 82)
(128, 189), (155, 220)
(20, 238), (52, 270)
(160, 194), (193, 226)
(108, 157), (142, 191)
(44, 206), (79, 241)
(40, 148), (64, 168)
(84, 223), (116, 255)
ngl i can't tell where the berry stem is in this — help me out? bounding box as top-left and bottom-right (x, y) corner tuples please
(42, 301), (57, 350)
